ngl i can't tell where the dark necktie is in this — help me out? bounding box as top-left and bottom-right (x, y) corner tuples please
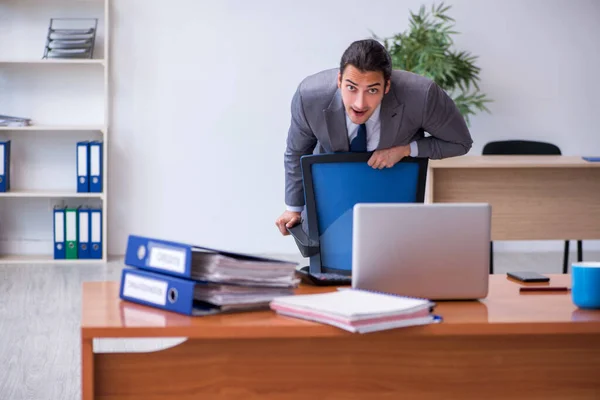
(350, 123), (367, 152)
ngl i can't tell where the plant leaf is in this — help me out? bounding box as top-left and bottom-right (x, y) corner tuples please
(371, 1), (491, 122)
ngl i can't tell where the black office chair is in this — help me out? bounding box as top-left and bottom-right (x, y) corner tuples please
(482, 140), (583, 274)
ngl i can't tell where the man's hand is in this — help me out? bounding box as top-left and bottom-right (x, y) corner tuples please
(368, 145), (411, 169)
(275, 210), (302, 236)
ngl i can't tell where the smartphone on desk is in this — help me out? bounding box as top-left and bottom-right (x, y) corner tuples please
(507, 271), (550, 283)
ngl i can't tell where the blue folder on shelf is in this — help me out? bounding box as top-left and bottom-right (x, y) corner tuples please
(89, 141), (103, 193)
(0, 140), (11, 192)
(582, 156), (600, 162)
(76, 141), (89, 192)
(53, 206), (66, 259)
(119, 268), (223, 316)
(78, 207), (91, 259)
(89, 207), (102, 259)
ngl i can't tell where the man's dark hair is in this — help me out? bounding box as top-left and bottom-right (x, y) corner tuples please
(339, 39), (392, 84)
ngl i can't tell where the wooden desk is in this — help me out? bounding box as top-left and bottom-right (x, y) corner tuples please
(82, 275), (600, 400)
(427, 156), (600, 240)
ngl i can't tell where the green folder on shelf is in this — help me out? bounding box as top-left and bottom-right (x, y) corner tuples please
(65, 207), (78, 259)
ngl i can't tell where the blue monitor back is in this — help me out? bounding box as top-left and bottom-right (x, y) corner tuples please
(302, 153), (428, 275)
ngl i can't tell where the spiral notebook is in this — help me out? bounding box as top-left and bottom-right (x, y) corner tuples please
(270, 289), (440, 333)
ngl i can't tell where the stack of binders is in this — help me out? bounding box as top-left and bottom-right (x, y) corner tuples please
(53, 206), (102, 259)
(77, 141), (103, 193)
(0, 140), (11, 193)
(119, 235), (300, 316)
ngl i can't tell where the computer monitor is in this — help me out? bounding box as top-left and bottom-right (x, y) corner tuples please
(289, 152), (428, 276)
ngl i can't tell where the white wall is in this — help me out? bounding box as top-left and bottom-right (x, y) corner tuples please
(109, 0), (600, 255)
(3, 0), (600, 256)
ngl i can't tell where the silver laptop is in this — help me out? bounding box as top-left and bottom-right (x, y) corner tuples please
(352, 203), (490, 300)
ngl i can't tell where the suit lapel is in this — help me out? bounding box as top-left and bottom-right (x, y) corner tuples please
(378, 87), (404, 149)
(323, 89), (349, 152)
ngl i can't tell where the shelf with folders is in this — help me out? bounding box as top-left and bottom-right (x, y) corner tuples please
(53, 204), (103, 261)
(0, 125), (105, 132)
(0, 0), (109, 264)
(0, 196), (104, 263)
(0, 136), (104, 196)
(0, 60), (105, 65)
(0, 136), (107, 262)
(0, 255), (102, 264)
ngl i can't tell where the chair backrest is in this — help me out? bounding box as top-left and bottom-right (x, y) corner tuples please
(299, 153), (428, 275)
(482, 140), (562, 155)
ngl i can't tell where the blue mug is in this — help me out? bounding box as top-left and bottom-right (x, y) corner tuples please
(572, 262), (600, 309)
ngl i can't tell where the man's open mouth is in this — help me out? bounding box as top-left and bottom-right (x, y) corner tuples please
(352, 108), (367, 117)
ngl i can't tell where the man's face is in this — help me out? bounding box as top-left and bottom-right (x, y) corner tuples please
(338, 64), (390, 124)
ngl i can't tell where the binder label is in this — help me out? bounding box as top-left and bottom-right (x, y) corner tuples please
(79, 211), (89, 243)
(123, 273), (168, 306)
(148, 243), (186, 274)
(66, 211), (77, 241)
(0, 144), (4, 175)
(54, 211), (64, 242)
(78, 145), (88, 176)
(91, 144), (100, 176)
(91, 211), (101, 242)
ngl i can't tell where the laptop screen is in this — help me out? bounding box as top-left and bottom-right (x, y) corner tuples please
(310, 161), (422, 273)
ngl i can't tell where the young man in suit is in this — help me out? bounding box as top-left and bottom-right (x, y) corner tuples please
(275, 39), (473, 235)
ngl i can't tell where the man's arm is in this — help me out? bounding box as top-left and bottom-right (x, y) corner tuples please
(415, 81), (473, 159)
(284, 86), (318, 210)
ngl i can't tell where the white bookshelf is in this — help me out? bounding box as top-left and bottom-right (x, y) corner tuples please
(0, 254), (105, 264)
(0, 59), (105, 65)
(0, 0), (110, 263)
(0, 125), (105, 132)
(0, 190), (105, 199)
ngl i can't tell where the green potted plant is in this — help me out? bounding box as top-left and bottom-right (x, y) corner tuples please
(374, 2), (491, 126)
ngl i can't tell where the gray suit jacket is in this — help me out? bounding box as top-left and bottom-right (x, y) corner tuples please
(284, 68), (473, 208)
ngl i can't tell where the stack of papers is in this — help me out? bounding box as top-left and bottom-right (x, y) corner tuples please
(270, 289), (440, 333)
(190, 250), (299, 287)
(193, 282), (294, 308)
